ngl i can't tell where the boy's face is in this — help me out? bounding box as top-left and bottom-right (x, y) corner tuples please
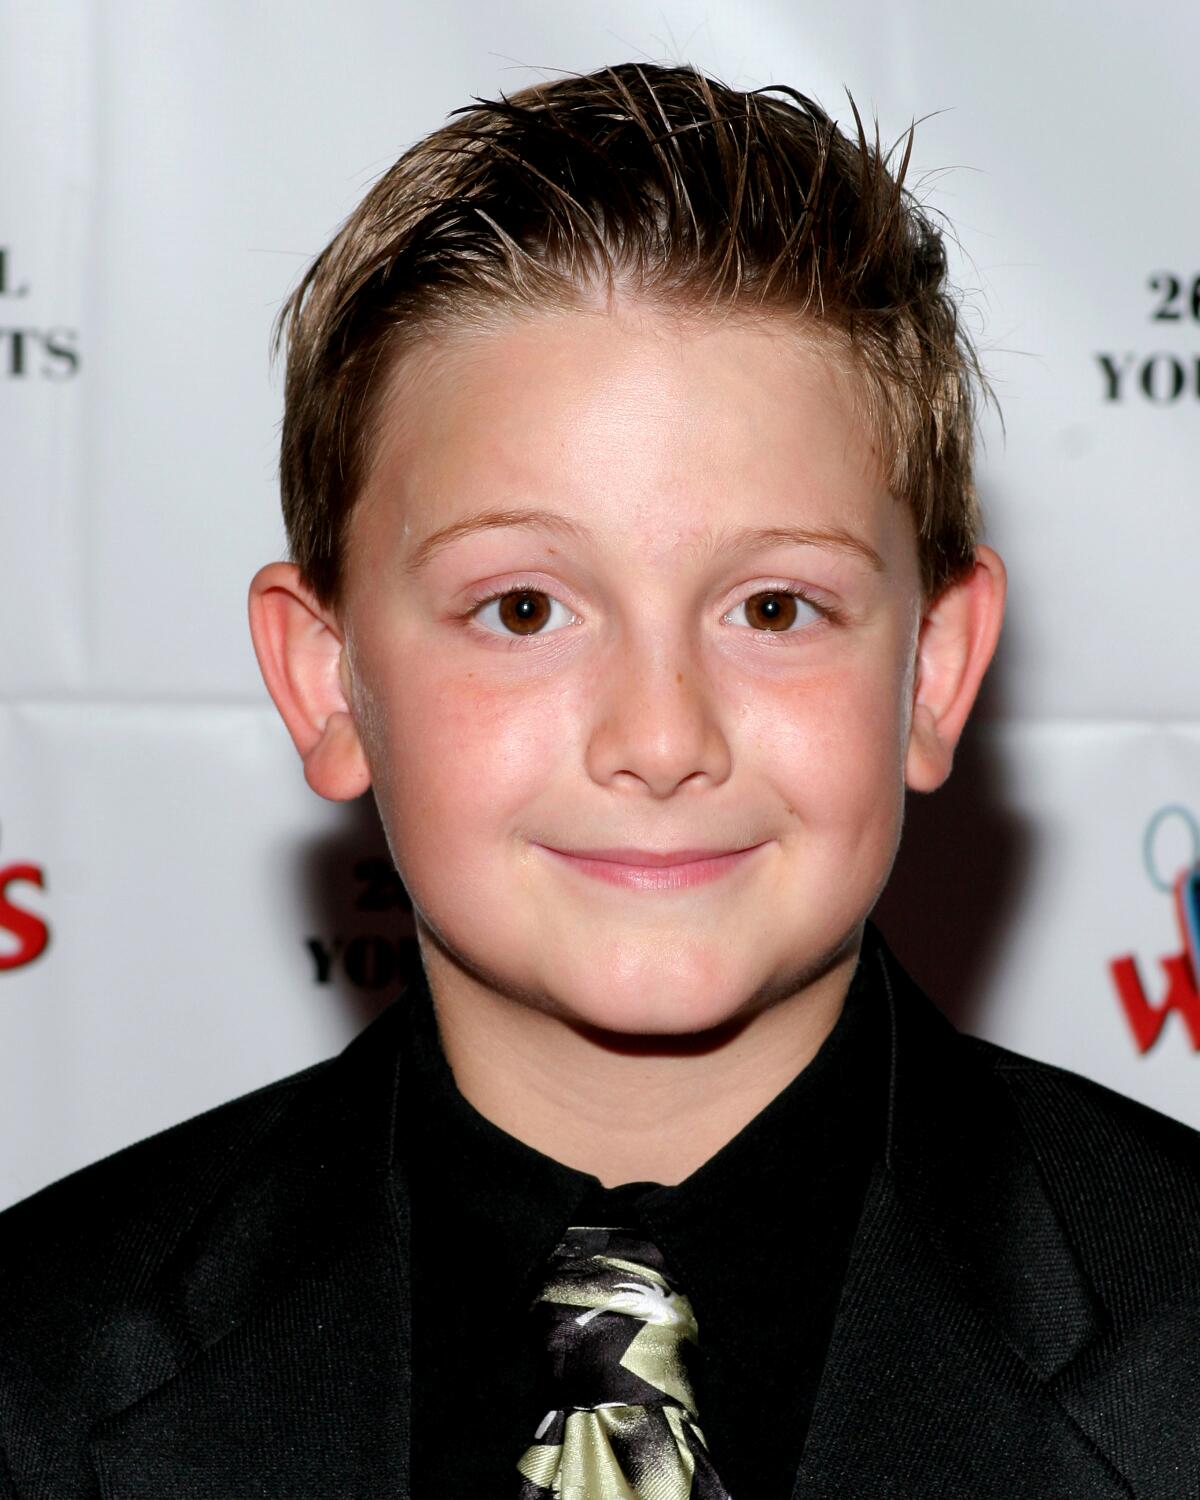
(335, 308), (926, 1036)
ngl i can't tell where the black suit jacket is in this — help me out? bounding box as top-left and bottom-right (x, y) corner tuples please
(3, 933), (1200, 1498)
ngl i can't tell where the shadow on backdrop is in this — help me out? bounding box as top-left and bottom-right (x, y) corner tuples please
(294, 793), (419, 1033)
(874, 627), (1035, 1033)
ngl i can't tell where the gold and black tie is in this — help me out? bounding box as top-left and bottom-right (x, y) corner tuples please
(516, 1225), (734, 1498)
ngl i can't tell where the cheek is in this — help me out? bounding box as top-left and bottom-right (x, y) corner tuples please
(756, 653), (909, 831)
(363, 658), (564, 863)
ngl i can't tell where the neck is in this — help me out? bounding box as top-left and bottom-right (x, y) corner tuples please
(419, 939), (859, 1187)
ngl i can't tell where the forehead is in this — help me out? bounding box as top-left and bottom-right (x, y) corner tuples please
(349, 305), (909, 579)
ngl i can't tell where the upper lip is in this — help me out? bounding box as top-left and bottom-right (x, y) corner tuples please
(542, 845), (761, 867)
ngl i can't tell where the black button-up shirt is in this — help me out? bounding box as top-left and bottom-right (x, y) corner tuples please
(396, 948), (889, 1497)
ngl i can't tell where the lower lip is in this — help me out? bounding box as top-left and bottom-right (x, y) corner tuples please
(537, 844), (765, 891)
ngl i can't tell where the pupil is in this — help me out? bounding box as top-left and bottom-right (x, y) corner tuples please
(749, 591), (795, 631)
(499, 590), (550, 635)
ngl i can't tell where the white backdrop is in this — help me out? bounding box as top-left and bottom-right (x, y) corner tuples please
(3, 0), (1198, 1210)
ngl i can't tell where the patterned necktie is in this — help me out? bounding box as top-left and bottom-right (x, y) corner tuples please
(517, 1225), (734, 1498)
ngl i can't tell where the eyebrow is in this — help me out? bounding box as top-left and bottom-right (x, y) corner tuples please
(401, 508), (594, 576)
(401, 506), (885, 575)
(721, 522), (885, 572)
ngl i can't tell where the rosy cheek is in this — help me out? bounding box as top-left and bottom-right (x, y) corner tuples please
(761, 667), (899, 792)
(397, 671), (558, 812)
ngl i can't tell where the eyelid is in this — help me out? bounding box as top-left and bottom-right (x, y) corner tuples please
(465, 576), (565, 607)
(462, 576), (846, 642)
(723, 579), (834, 627)
(465, 580), (580, 640)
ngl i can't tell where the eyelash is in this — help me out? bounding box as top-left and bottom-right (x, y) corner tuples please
(731, 589), (839, 631)
(463, 581), (839, 641)
(467, 583), (566, 629)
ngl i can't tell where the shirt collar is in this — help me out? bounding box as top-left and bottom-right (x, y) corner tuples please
(395, 929), (890, 1308)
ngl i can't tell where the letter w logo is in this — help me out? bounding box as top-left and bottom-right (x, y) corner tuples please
(1109, 868), (1200, 1054)
(1110, 952), (1200, 1053)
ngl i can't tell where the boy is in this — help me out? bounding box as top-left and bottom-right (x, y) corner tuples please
(2, 61), (1199, 1500)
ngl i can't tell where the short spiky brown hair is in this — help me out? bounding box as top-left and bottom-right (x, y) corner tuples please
(275, 62), (988, 606)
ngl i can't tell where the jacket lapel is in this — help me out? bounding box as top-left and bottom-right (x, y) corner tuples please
(81, 931), (1189, 1497)
(1047, 1315), (1200, 1497)
(794, 935), (1127, 1499)
(88, 1004), (414, 1500)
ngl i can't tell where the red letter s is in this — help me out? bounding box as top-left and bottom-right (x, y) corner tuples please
(0, 863), (50, 971)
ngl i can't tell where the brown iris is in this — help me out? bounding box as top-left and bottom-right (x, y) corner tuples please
(743, 591), (800, 631)
(496, 590), (553, 635)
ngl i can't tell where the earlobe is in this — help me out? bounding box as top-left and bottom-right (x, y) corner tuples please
(247, 563), (372, 801)
(904, 545), (1007, 793)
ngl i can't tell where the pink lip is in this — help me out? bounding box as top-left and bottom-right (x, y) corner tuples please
(537, 843), (766, 891)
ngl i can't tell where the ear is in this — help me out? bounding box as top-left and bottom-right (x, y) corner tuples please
(247, 562), (372, 801)
(905, 544), (1007, 793)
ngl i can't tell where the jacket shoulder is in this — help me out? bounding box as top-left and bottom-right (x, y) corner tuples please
(963, 1034), (1200, 1309)
(0, 1057), (333, 1431)
(966, 1032), (1200, 1166)
(1, 1056), (332, 1265)
(0, 996), (409, 1481)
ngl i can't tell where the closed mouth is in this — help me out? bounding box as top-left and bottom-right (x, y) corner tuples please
(535, 843), (767, 890)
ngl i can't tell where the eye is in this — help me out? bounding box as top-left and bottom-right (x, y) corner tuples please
(472, 588), (576, 638)
(724, 589), (823, 633)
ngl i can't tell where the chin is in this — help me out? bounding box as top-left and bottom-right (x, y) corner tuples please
(570, 998), (747, 1042)
(583, 944), (861, 1046)
(417, 906), (863, 1044)
(542, 959), (771, 1042)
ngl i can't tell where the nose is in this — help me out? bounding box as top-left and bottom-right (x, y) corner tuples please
(585, 630), (733, 798)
